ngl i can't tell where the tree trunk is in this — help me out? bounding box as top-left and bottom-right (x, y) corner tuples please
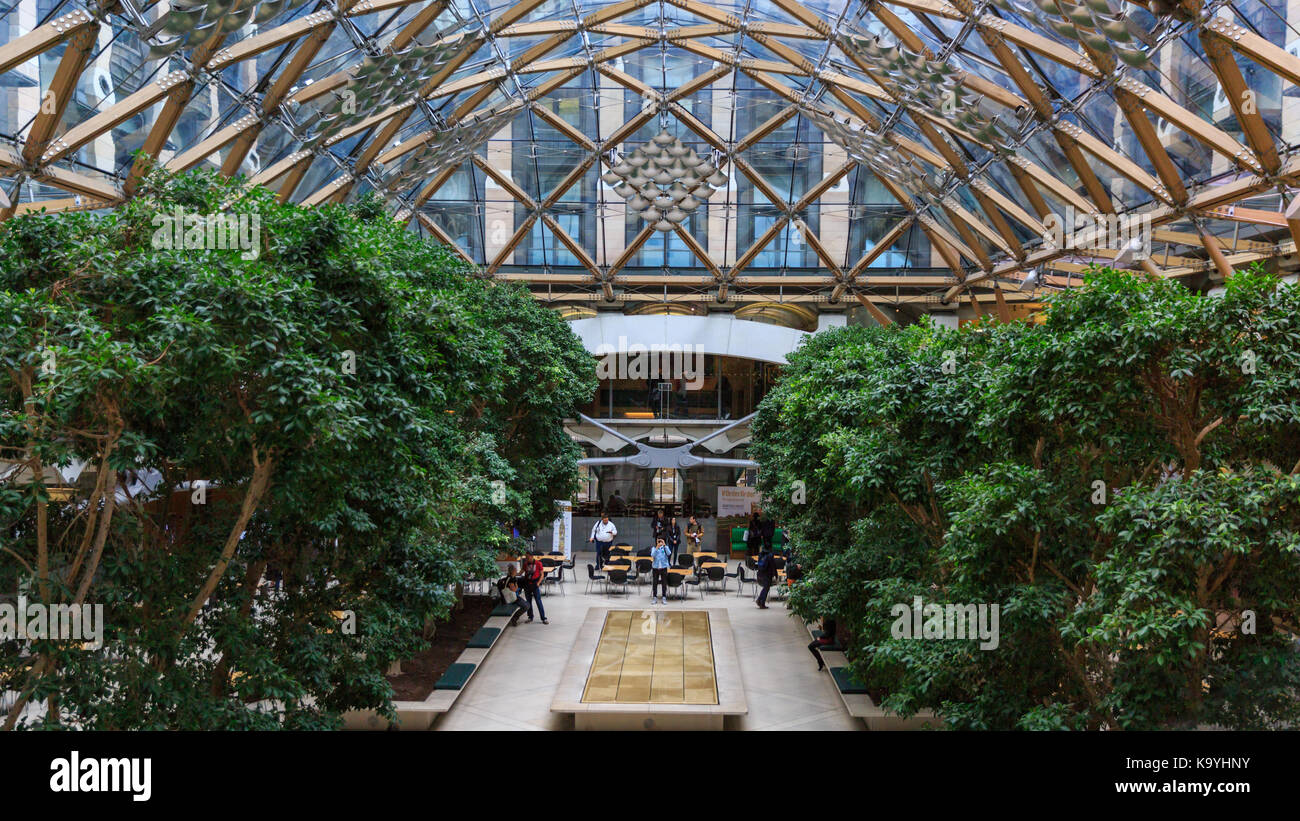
(73, 468), (117, 604)
(210, 559), (268, 697)
(182, 455), (275, 629)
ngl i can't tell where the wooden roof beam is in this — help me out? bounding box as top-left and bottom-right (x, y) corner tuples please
(416, 212), (475, 264)
(854, 290), (896, 325)
(1201, 28), (1281, 175)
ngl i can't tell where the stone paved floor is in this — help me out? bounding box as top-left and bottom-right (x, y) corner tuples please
(432, 551), (861, 731)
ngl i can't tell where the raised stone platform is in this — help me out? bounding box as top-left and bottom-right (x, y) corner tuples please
(551, 607), (746, 730)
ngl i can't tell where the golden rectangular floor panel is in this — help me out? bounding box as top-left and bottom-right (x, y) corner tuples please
(581, 610), (718, 705)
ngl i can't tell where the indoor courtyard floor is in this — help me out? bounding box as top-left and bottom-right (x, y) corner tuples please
(432, 550), (861, 731)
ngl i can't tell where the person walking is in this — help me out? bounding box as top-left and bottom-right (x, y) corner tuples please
(755, 546), (775, 610)
(589, 513), (617, 569)
(519, 553), (548, 624)
(650, 537), (672, 604)
(665, 516), (682, 564)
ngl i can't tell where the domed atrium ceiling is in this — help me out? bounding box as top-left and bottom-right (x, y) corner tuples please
(3, 0), (1300, 317)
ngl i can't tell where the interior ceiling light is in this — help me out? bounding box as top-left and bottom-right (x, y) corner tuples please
(838, 29), (1018, 152)
(374, 103), (520, 197)
(601, 130), (727, 232)
(297, 32), (479, 151)
(803, 105), (943, 201)
(149, 0), (314, 58)
(990, 0), (1156, 67)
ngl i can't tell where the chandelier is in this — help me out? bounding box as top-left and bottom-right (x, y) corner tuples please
(802, 106), (943, 201)
(601, 130), (728, 232)
(149, 0), (315, 58)
(991, 0), (1154, 68)
(295, 34), (477, 151)
(839, 31), (1017, 152)
(374, 103), (520, 197)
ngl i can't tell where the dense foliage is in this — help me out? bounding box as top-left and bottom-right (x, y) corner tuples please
(753, 267), (1300, 730)
(0, 169), (595, 729)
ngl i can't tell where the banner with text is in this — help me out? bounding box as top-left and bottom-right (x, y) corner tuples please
(717, 486), (760, 518)
(553, 500), (572, 559)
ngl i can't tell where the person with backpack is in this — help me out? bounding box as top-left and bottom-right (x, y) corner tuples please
(784, 557), (803, 596)
(589, 513), (618, 569)
(755, 547), (775, 609)
(518, 553), (549, 624)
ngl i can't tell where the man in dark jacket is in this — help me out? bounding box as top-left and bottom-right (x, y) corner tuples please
(758, 514), (776, 552)
(755, 547), (775, 610)
(746, 510), (764, 556)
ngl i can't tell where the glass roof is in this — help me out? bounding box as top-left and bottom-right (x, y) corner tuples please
(3, 0), (1300, 312)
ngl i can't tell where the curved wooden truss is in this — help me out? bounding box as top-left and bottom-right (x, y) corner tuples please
(3, 0), (1300, 310)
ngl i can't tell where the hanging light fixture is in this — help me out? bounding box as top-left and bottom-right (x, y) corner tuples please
(375, 102), (520, 197)
(838, 29), (1018, 153)
(802, 105), (943, 201)
(148, 0), (318, 58)
(988, 0), (1155, 68)
(602, 129), (728, 232)
(299, 31), (479, 150)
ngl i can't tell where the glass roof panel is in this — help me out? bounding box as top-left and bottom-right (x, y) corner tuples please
(4, 0), (1298, 307)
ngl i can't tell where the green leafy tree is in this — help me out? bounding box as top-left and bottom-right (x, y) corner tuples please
(753, 267), (1300, 729)
(0, 168), (594, 729)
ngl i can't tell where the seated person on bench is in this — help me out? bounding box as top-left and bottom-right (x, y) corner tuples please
(809, 616), (837, 671)
(496, 564), (528, 627)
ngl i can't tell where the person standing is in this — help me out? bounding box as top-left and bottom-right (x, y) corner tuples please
(607, 490), (627, 515)
(650, 508), (668, 543)
(746, 509), (764, 556)
(760, 512), (776, 553)
(685, 516), (703, 555)
(665, 516), (682, 564)
(755, 546), (775, 610)
(650, 538), (672, 605)
(589, 513), (617, 569)
(519, 553), (548, 624)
